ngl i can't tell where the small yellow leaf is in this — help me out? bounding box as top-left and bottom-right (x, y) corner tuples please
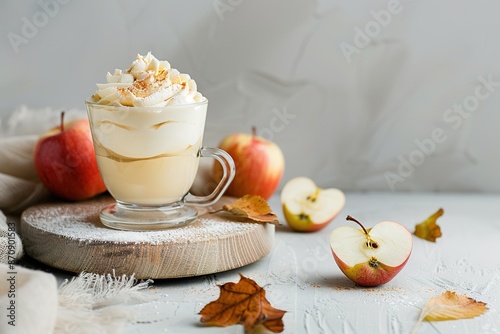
(213, 195), (280, 225)
(411, 291), (488, 334)
(422, 290), (488, 321)
(414, 208), (443, 242)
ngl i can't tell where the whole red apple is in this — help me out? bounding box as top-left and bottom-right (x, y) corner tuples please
(34, 112), (107, 201)
(213, 127), (284, 200)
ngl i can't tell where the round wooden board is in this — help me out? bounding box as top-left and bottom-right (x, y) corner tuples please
(20, 195), (275, 279)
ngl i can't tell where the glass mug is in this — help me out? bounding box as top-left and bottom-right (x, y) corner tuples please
(85, 99), (235, 231)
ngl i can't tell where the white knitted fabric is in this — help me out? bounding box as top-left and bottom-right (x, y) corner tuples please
(0, 264), (154, 334)
(0, 134), (46, 265)
(0, 136), (49, 215)
(0, 212), (23, 264)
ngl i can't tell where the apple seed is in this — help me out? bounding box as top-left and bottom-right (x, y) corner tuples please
(306, 189), (321, 203)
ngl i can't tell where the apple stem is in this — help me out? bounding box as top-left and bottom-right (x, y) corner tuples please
(346, 215), (369, 235)
(60, 111), (65, 132)
(252, 126), (257, 138)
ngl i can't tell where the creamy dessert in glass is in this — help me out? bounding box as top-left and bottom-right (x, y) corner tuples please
(86, 52), (235, 231)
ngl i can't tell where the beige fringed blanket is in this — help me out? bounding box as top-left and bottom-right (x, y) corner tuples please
(0, 106), (154, 334)
(0, 264), (154, 334)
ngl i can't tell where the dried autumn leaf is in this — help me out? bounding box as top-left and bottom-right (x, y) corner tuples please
(414, 208), (443, 242)
(411, 291), (488, 334)
(422, 290), (488, 321)
(199, 273), (286, 333)
(213, 194), (279, 225)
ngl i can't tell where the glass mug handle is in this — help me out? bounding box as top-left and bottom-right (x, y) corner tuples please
(183, 147), (235, 206)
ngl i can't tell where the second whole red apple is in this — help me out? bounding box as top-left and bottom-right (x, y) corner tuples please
(213, 127), (285, 200)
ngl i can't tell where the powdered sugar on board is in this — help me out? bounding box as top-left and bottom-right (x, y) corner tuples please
(20, 195), (275, 278)
(21, 195), (263, 245)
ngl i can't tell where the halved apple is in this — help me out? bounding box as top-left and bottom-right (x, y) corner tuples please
(330, 216), (413, 287)
(281, 177), (345, 232)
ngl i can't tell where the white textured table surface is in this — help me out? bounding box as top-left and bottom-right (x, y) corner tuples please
(24, 192), (500, 334)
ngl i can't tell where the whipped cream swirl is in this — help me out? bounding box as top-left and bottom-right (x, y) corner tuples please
(91, 52), (204, 107)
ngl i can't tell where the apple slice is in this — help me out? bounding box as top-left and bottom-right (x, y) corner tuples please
(281, 177), (345, 232)
(330, 216), (413, 287)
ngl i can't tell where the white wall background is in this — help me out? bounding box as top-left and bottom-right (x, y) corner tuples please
(2, 0), (500, 192)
